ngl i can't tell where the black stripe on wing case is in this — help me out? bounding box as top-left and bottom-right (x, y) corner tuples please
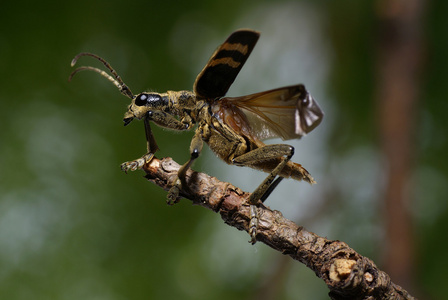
(194, 30), (260, 99)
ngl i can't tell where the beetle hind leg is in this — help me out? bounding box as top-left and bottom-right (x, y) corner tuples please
(232, 144), (294, 244)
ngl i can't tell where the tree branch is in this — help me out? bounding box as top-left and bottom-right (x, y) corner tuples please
(141, 157), (415, 299)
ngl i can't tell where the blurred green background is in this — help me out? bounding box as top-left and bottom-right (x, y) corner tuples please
(0, 0), (446, 299)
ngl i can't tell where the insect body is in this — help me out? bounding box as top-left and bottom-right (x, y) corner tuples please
(70, 29), (323, 244)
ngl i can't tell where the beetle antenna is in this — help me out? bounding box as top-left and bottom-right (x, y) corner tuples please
(69, 52), (134, 99)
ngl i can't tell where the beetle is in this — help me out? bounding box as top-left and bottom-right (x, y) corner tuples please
(69, 29), (323, 243)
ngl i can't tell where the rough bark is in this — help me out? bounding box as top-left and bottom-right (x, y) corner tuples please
(141, 157), (415, 299)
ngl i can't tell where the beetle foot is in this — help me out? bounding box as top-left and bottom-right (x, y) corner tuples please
(121, 153), (155, 173)
(167, 178), (181, 205)
(248, 204), (259, 244)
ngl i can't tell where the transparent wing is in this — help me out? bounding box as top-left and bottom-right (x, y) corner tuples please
(218, 84), (322, 141)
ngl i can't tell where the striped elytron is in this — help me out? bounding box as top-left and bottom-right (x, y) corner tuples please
(70, 29), (323, 244)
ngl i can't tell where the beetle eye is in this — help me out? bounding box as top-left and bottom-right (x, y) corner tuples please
(134, 93), (165, 107)
(135, 94), (148, 106)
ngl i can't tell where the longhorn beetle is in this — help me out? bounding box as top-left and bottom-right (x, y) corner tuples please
(69, 29), (324, 244)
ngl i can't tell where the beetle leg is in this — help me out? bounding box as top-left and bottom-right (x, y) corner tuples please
(167, 126), (204, 205)
(232, 144), (294, 244)
(121, 117), (159, 172)
(122, 112), (192, 173)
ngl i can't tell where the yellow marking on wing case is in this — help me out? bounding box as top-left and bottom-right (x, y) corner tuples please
(221, 43), (249, 55)
(209, 57), (241, 68)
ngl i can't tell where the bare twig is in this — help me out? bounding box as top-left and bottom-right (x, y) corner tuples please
(141, 157), (415, 299)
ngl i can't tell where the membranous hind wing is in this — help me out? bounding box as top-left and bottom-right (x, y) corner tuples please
(194, 29), (260, 99)
(218, 85), (323, 142)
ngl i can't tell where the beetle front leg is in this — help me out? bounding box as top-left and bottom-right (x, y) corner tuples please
(233, 144), (294, 244)
(167, 126), (204, 205)
(121, 117), (159, 172)
(121, 111), (189, 172)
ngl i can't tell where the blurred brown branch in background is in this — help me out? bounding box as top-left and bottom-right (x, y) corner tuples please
(376, 0), (425, 293)
(142, 157), (415, 299)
